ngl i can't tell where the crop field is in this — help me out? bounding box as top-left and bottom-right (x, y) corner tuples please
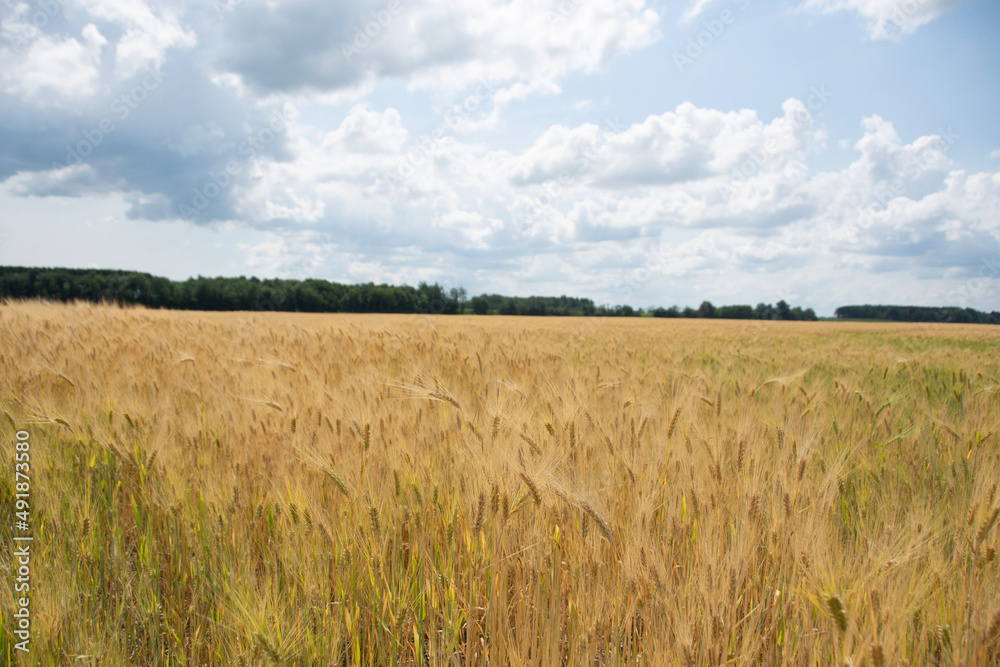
(1, 300), (999, 665)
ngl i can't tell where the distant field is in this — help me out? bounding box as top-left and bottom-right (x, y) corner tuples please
(1, 301), (998, 665)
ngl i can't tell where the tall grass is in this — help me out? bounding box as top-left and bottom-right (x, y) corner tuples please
(0, 300), (998, 664)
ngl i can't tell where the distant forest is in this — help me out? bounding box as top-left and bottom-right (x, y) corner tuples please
(1, 265), (817, 320)
(835, 304), (1000, 324)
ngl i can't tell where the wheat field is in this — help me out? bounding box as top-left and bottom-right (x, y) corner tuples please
(1, 300), (998, 665)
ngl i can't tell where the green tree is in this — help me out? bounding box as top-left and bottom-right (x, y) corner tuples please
(776, 300), (791, 320)
(470, 296), (489, 315)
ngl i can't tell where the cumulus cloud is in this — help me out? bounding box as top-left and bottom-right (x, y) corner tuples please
(8, 81), (996, 299)
(147, 93), (996, 302)
(0, 24), (107, 103)
(5, 163), (109, 197)
(0, 0), (662, 225)
(0, 0), (996, 313)
(79, 0), (196, 78)
(800, 0), (968, 39)
(504, 97), (820, 192)
(218, 0), (661, 101)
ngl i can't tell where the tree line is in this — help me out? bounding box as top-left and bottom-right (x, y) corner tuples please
(0, 266), (462, 314)
(648, 301), (817, 321)
(835, 304), (1000, 324)
(1, 265), (818, 319)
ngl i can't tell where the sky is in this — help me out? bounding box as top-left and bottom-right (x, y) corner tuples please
(1, 0), (999, 315)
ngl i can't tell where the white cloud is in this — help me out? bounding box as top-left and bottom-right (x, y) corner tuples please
(79, 0), (196, 78)
(0, 0), (194, 104)
(169, 95), (998, 310)
(506, 98), (817, 191)
(0, 24), (106, 103)
(237, 231), (335, 279)
(1, 0), (996, 314)
(323, 105), (408, 155)
(219, 0), (661, 105)
(681, 0), (721, 24)
(5, 164), (105, 197)
(800, 0), (968, 40)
